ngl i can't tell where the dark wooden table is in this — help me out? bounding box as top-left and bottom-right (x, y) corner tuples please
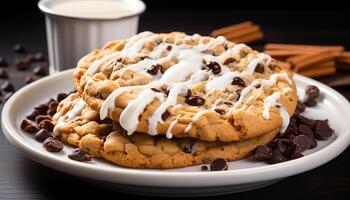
(1, 10), (350, 199)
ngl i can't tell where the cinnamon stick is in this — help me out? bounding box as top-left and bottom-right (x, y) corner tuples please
(298, 65), (336, 78)
(211, 21), (253, 37)
(227, 31), (264, 44)
(287, 51), (334, 71)
(264, 43), (345, 51)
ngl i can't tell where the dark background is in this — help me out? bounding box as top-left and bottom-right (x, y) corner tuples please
(0, 0), (350, 199)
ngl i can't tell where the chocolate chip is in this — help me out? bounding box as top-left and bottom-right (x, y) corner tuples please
(33, 65), (47, 76)
(26, 110), (39, 121)
(43, 137), (63, 152)
(214, 108), (225, 115)
(161, 110), (170, 121)
(304, 98), (317, 107)
(313, 120), (334, 140)
(185, 89), (192, 98)
(146, 64), (161, 75)
(166, 45), (172, 51)
(68, 148), (93, 162)
(268, 63), (277, 71)
(185, 96), (205, 106)
(21, 119), (38, 134)
(0, 57), (8, 67)
(235, 88), (243, 99)
(231, 76), (245, 87)
(295, 101), (306, 114)
(34, 129), (52, 142)
(298, 124), (313, 137)
(254, 83), (261, 89)
(38, 119), (54, 132)
(293, 135), (310, 152)
(0, 68), (8, 78)
(47, 102), (58, 116)
(252, 145), (272, 161)
(182, 144), (192, 153)
(201, 165), (209, 171)
(57, 92), (68, 102)
(1, 81), (14, 92)
(298, 115), (315, 127)
(305, 85), (320, 99)
(23, 54), (36, 63)
(275, 139), (289, 154)
(34, 52), (46, 61)
(268, 148), (287, 164)
(286, 144), (303, 160)
(14, 59), (29, 70)
(223, 57), (236, 65)
(4, 92), (13, 101)
(34, 104), (49, 115)
(24, 74), (38, 84)
(254, 63), (265, 73)
(151, 88), (161, 93)
(210, 158), (228, 171)
(206, 61), (221, 75)
(308, 136), (318, 149)
(35, 115), (51, 124)
(13, 44), (26, 53)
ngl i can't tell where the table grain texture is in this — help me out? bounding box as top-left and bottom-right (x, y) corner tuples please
(0, 10), (349, 199)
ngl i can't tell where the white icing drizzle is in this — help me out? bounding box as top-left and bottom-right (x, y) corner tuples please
(277, 104), (290, 133)
(165, 117), (179, 139)
(87, 52), (120, 75)
(119, 89), (165, 135)
(53, 100), (86, 136)
(205, 72), (242, 92)
(245, 54), (271, 75)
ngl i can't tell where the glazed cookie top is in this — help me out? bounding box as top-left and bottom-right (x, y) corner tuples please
(74, 32), (297, 142)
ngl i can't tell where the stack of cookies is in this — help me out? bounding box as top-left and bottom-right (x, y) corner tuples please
(52, 32), (298, 169)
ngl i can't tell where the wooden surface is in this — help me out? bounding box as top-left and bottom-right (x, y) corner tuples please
(0, 10), (350, 199)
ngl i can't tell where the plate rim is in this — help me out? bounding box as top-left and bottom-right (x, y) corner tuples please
(2, 69), (350, 187)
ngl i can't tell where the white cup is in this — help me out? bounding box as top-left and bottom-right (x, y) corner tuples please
(38, 0), (146, 74)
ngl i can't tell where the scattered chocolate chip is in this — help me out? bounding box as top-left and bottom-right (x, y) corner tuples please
(298, 115), (315, 127)
(161, 110), (170, 121)
(268, 148), (287, 164)
(201, 165), (209, 171)
(293, 135), (310, 152)
(68, 148), (93, 162)
(34, 104), (49, 115)
(47, 102), (58, 116)
(298, 124), (314, 137)
(185, 96), (205, 106)
(43, 137), (63, 152)
(223, 57), (236, 65)
(313, 120), (334, 140)
(35, 115), (51, 124)
(308, 136), (318, 149)
(254, 63), (265, 73)
(254, 83), (261, 89)
(223, 101), (233, 106)
(304, 98), (317, 107)
(166, 45), (172, 51)
(252, 145), (272, 161)
(0, 68), (9, 78)
(34, 129), (52, 142)
(13, 44), (26, 53)
(210, 158), (228, 171)
(275, 139), (289, 154)
(34, 52), (46, 61)
(33, 65), (47, 76)
(206, 61), (221, 75)
(14, 59), (29, 70)
(268, 63), (277, 71)
(305, 85), (320, 99)
(38, 119), (54, 132)
(295, 101), (306, 114)
(0, 57), (8, 67)
(214, 108), (225, 115)
(151, 88), (161, 93)
(1, 81), (14, 92)
(185, 89), (192, 98)
(286, 144), (304, 160)
(231, 76), (245, 87)
(4, 92), (13, 101)
(57, 92), (68, 102)
(24, 74), (38, 84)
(26, 110), (40, 121)
(146, 64), (161, 75)
(21, 119), (38, 134)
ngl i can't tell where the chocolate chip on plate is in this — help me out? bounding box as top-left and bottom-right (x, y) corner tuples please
(231, 76), (246, 87)
(297, 115), (315, 127)
(305, 85), (320, 99)
(1, 81), (15, 92)
(68, 148), (93, 162)
(24, 74), (38, 84)
(14, 59), (29, 70)
(34, 129), (52, 142)
(313, 120), (334, 140)
(210, 158), (228, 171)
(38, 119), (54, 132)
(206, 61), (221, 75)
(34, 103), (49, 115)
(43, 137), (63, 152)
(47, 102), (58, 116)
(35, 115), (51, 124)
(146, 64), (161, 75)
(20, 119), (39, 134)
(293, 135), (310, 152)
(304, 97), (317, 107)
(4, 92), (13, 101)
(295, 101), (306, 114)
(57, 92), (68, 102)
(0, 57), (8, 67)
(26, 110), (40, 121)
(252, 145), (272, 161)
(13, 44), (26, 53)
(186, 96), (205, 106)
(201, 165), (209, 171)
(0, 68), (9, 78)
(254, 63), (265, 73)
(23, 54), (36, 63)
(33, 65), (47, 76)
(308, 136), (318, 149)
(34, 52), (46, 61)
(268, 148), (287, 164)
(297, 124), (313, 137)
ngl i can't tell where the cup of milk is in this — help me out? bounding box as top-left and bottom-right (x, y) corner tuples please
(38, 0), (146, 74)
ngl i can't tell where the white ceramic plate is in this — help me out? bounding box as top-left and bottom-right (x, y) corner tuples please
(2, 69), (350, 197)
